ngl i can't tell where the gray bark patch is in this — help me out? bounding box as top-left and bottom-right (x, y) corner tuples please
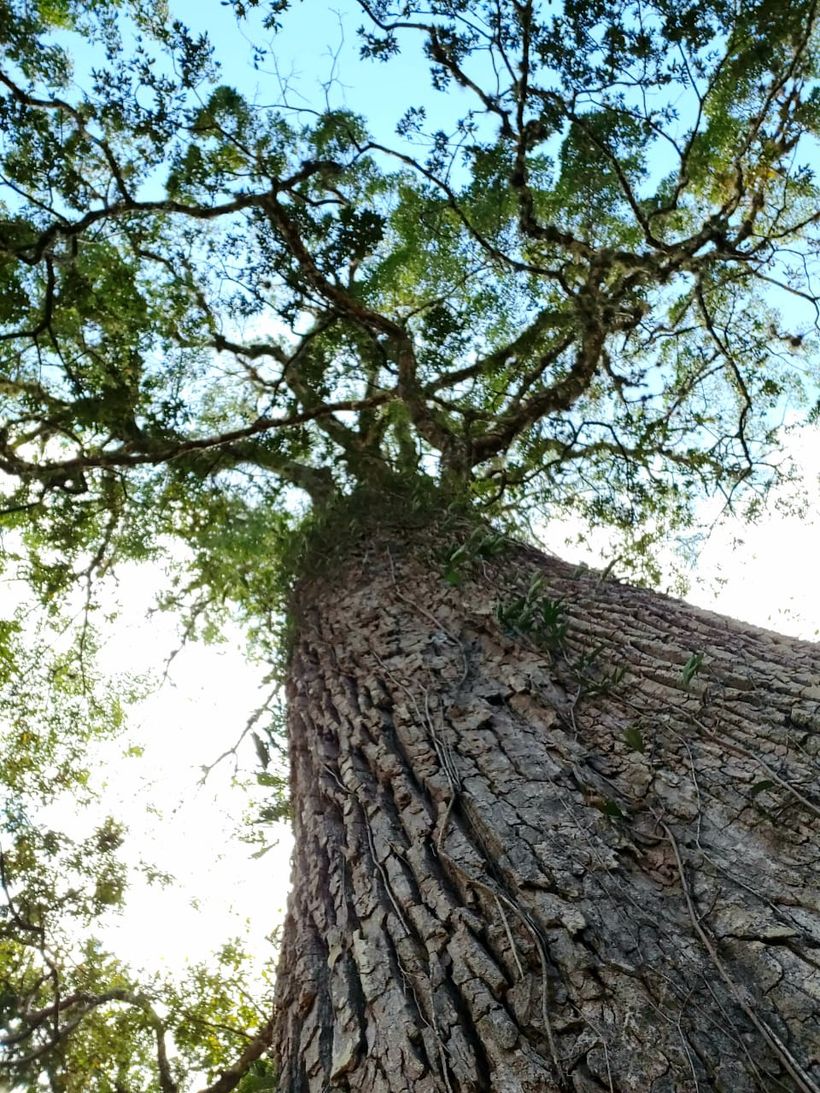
(274, 532), (820, 1092)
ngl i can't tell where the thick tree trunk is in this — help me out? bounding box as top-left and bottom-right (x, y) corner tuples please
(273, 523), (820, 1092)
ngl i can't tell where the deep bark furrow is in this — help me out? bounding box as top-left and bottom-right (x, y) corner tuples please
(288, 635), (506, 1089)
(322, 654), (546, 1091)
(274, 531), (820, 1091)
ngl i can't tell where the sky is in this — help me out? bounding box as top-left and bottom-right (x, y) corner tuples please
(170, 0), (464, 133)
(4, 0), (819, 1025)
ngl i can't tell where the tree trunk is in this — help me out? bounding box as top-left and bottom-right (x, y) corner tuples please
(273, 522), (820, 1092)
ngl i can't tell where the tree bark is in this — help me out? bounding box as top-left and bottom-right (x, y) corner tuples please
(273, 523), (820, 1092)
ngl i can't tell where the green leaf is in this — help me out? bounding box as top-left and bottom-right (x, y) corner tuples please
(681, 652), (705, 687)
(252, 731), (270, 770)
(749, 779), (776, 797)
(239, 1076), (278, 1091)
(623, 725), (645, 753)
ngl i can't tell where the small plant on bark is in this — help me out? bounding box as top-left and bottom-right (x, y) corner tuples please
(571, 644), (628, 697)
(438, 526), (509, 586)
(496, 576), (568, 652)
(682, 651), (706, 688)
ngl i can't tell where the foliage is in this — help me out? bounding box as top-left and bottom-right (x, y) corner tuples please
(681, 649), (706, 687)
(0, 612), (278, 1091)
(0, 0), (818, 1086)
(438, 526), (509, 586)
(496, 576), (568, 652)
(0, 0), (815, 584)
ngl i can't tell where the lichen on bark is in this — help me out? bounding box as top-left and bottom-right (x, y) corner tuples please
(272, 519), (820, 1092)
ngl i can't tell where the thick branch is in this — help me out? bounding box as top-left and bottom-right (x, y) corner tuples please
(195, 1019), (274, 1093)
(468, 330), (587, 465)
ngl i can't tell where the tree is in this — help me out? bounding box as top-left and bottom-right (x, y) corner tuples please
(0, 0), (819, 1088)
(0, 614), (280, 1092)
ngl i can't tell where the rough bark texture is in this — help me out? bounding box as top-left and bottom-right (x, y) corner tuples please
(273, 524), (820, 1092)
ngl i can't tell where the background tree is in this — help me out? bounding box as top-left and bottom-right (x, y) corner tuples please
(0, 0), (819, 1089)
(0, 615), (280, 1092)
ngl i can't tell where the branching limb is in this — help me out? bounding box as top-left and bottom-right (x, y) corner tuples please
(195, 1019), (274, 1093)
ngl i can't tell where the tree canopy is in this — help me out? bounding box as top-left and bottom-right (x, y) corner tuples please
(0, 0), (818, 1088)
(0, 0), (817, 583)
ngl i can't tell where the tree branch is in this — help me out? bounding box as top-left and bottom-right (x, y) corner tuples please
(195, 1019), (274, 1093)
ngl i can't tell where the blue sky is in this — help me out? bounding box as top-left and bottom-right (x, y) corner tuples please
(171, 0), (462, 140)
